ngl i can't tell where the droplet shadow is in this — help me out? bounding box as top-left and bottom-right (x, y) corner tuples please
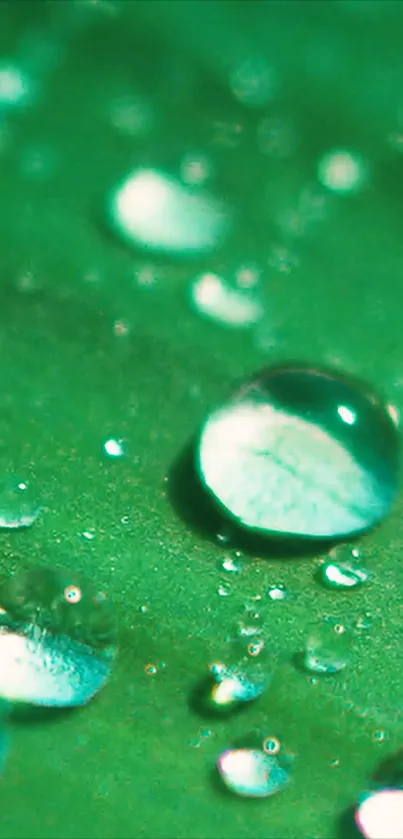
(189, 675), (253, 720)
(10, 703), (78, 727)
(168, 438), (339, 560)
(337, 804), (362, 839)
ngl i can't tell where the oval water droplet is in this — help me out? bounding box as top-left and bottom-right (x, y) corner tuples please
(301, 618), (351, 675)
(109, 168), (230, 256)
(190, 272), (263, 329)
(217, 748), (290, 798)
(0, 478), (40, 529)
(197, 364), (399, 540)
(318, 544), (370, 590)
(0, 567), (117, 707)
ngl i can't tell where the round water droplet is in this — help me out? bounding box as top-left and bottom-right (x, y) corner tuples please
(0, 478), (40, 529)
(0, 567), (117, 707)
(218, 582), (232, 597)
(302, 618), (351, 675)
(197, 364), (399, 540)
(217, 748), (290, 798)
(319, 544), (370, 590)
(230, 56), (277, 108)
(318, 149), (367, 194)
(103, 438), (125, 458)
(267, 585), (288, 601)
(191, 272), (263, 329)
(220, 557), (241, 574)
(144, 663), (157, 676)
(262, 736), (281, 755)
(356, 789), (403, 839)
(109, 168), (230, 256)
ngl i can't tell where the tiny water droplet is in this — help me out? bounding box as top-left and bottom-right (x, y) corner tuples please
(82, 530), (95, 541)
(144, 663), (157, 676)
(103, 438), (125, 458)
(218, 582), (232, 597)
(191, 272), (263, 329)
(220, 557), (241, 574)
(0, 478), (40, 529)
(267, 585), (287, 601)
(262, 736), (281, 755)
(318, 149), (367, 194)
(197, 364), (399, 539)
(373, 730), (386, 743)
(217, 748), (290, 798)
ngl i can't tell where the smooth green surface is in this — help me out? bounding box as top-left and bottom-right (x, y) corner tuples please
(0, 2), (402, 837)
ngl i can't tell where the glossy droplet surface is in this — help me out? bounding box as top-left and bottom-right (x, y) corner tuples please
(302, 619), (350, 675)
(197, 365), (399, 539)
(217, 748), (290, 798)
(109, 168), (230, 256)
(356, 789), (403, 839)
(0, 478), (40, 529)
(0, 567), (117, 707)
(319, 545), (370, 589)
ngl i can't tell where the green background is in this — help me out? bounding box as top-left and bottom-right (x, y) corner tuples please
(0, 1), (402, 837)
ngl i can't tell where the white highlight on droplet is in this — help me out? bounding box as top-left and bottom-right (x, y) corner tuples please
(103, 438), (124, 458)
(317, 149), (367, 194)
(0, 65), (32, 106)
(191, 273), (263, 328)
(356, 789), (403, 839)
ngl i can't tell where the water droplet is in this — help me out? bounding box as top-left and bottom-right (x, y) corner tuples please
(197, 364), (399, 539)
(356, 789), (403, 839)
(318, 545), (370, 590)
(218, 582), (232, 597)
(267, 585), (288, 601)
(373, 730), (386, 743)
(208, 640), (271, 708)
(262, 736), (281, 755)
(103, 438), (125, 458)
(257, 115), (299, 159)
(108, 93), (154, 137)
(217, 748), (290, 798)
(180, 152), (212, 186)
(190, 273), (263, 328)
(230, 56), (277, 107)
(220, 557), (241, 574)
(82, 530), (95, 540)
(0, 478), (40, 529)
(145, 663), (157, 676)
(112, 319), (131, 338)
(318, 149), (367, 194)
(109, 168), (230, 256)
(0, 566), (117, 707)
(216, 524), (233, 545)
(268, 244), (298, 274)
(302, 618), (351, 675)
(0, 64), (33, 107)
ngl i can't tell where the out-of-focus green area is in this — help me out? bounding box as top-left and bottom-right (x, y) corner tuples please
(0, 1), (402, 837)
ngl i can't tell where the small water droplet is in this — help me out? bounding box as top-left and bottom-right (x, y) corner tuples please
(0, 566), (117, 707)
(373, 730), (386, 743)
(301, 618), (351, 675)
(0, 478), (40, 529)
(267, 585), (288, 601)
(144, 663), (157, 676)
(103, 438), (125, 458)
(0, 64), (33, 107)
(262, 736), (281, 755)
(180, 152), (212, 186)
(82, 530), (95, 541)
(196, 364), (399, 539)
(318, 149), (367, 194)
(318, 544), (370, 590)
(356, 789), (403, 839)
(217, 748), (290, 798)
(218, 582), (232, 597)
(190, 272), (263, 328)
(230, 56), (277, 108)
(112, 319), (130, 338)
(109, 168), (230, 256)
(220, 557), (241, 574)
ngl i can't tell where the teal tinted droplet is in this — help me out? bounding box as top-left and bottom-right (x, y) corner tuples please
(302, 618), (351, 675)
(217, 748), (290, 798)
(197, 364), (399, 540)
(0, 478), (40, 529)
(319, 559), (370, 589)
(0, 567), (117, 707)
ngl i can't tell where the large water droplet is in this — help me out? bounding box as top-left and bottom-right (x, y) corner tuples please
(302, 619), (351, 675)
(217, 748), (290, 798)
(197, 365), (399, 540)
(0, 567), (117, 707)
(109, 168), (230, 256)
(0, 478), (40, 529)
(356, 789), (403, 839)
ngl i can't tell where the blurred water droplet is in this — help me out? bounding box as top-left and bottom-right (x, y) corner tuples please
(180, 152), (212, 186)
(0, 566), (117, 707)
(217, 748), (290, 797)
(112, 319), (131, 338)
(0, 64), (33, 107)
(356, 789), (403, 839)
(318, 544), (370, 590)
(318, 149), (367, 194)
(216, 524), (233, 545)
(108, 93), (154, 137)
(268, 244), (298, 274)
(210, 120), (244, 149)
(235, 263), (260, 290)
(0, 478), (40, 529)
(267, 585), (287, 601)
(82, 530), (95, 541)
(257, 115), (298, 159)
(220, 557), (241, 574)
(103, 438), (125, 458)
(218, 582), (232, 597)
(302, 618), (351, 675)
(197, 364), (399, 539)
(109, 168), (230, 256)
(145, 663), (157, 676)
(191, 272), (263, 328)
(230, 56), (277, 108)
